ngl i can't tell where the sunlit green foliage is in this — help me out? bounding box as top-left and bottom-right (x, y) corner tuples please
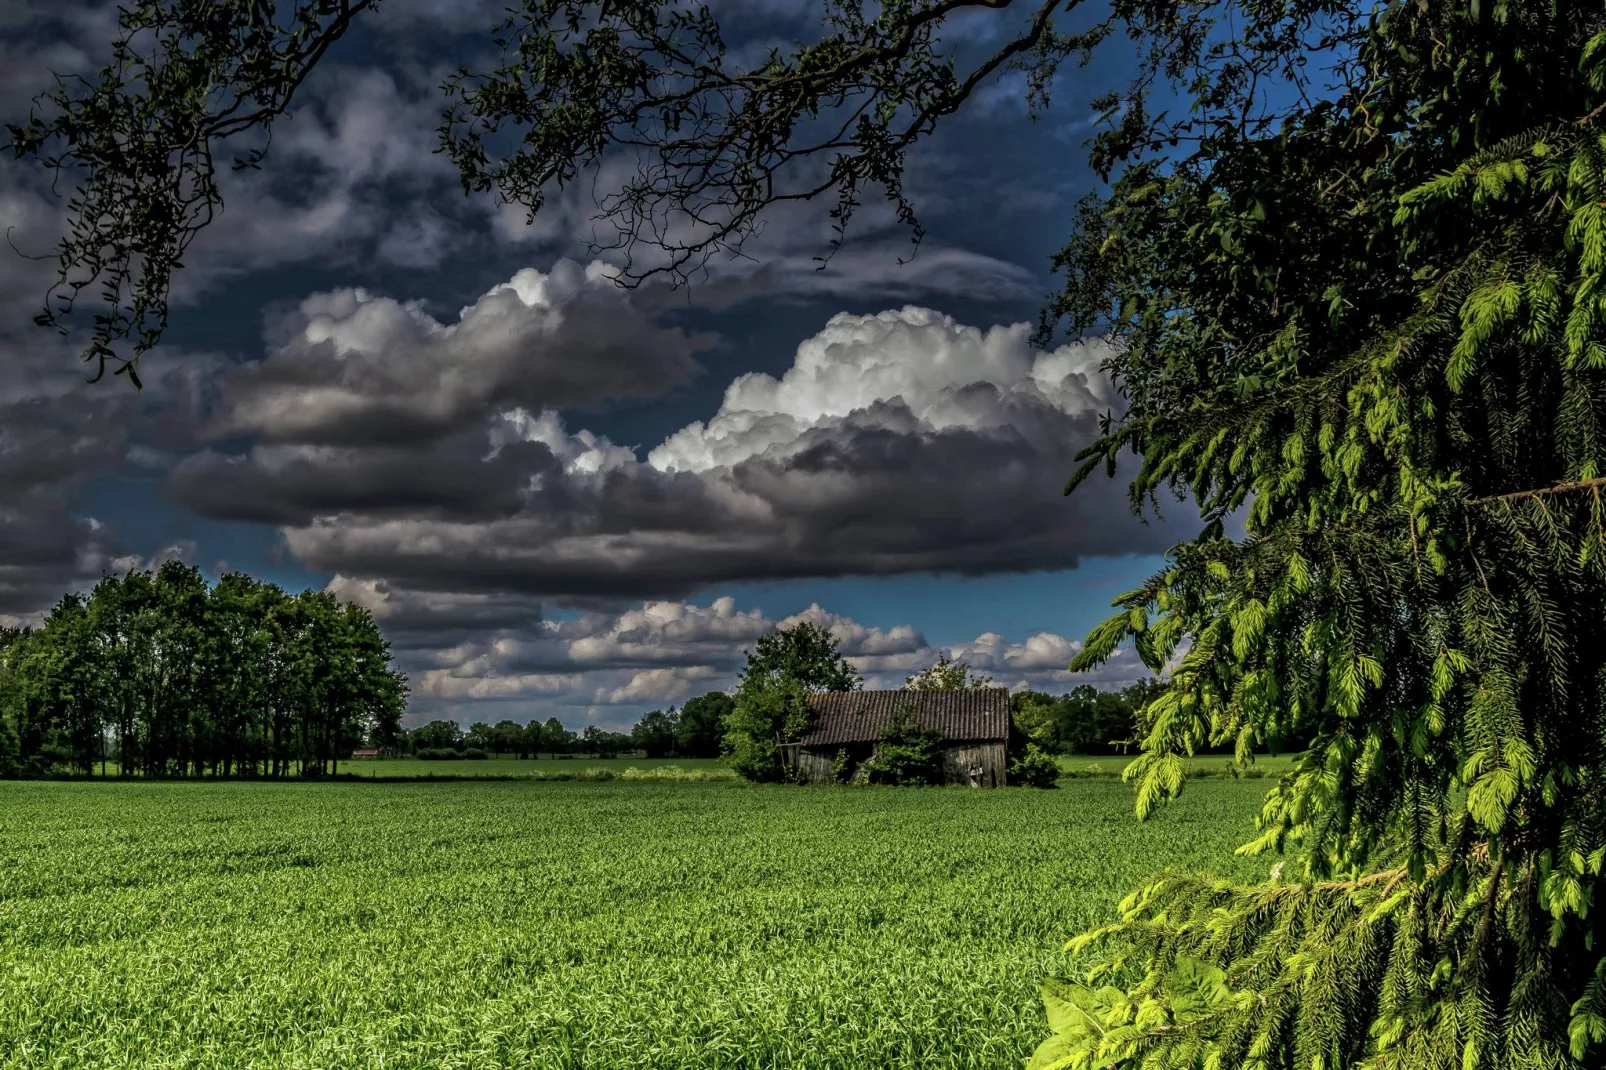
(906, 653), (995, 691)
(1010, 744), (1062, 789)
(862, 708), (945, 786)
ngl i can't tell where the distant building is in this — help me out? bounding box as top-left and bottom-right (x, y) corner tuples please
(788, 689), (1010, 787)
(351, 748), (381, 759)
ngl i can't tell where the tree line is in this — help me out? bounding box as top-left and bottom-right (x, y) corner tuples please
(395, 693), (733, 761)
(0, 563), (407, 778)
(1, 576), (1171, 778)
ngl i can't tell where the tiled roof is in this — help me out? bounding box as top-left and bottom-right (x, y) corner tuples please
(798, 689), (1010, 747)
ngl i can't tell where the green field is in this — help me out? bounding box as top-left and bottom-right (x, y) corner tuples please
(339, 756), (738, 779)
(1055, 752), (1299, 779)
(332, 753), (1298, 782)
(0, 778), (1272, 1069)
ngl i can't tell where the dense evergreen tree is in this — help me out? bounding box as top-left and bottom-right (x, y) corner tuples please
(1027, 4), (1606, 1068)
(0, 567), (406, 778)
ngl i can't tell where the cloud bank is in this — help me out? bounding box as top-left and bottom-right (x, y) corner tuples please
(169, 269), (1187, 602)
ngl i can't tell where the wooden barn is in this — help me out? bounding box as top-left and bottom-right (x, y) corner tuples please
(790, 689), (1010, 787)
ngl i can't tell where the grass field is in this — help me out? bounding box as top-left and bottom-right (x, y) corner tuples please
(1056, 752), (1299, 779)
(339, 756), (738, 779)
(0, 777), (1273, 1069)
(332, 753), (1298, 781)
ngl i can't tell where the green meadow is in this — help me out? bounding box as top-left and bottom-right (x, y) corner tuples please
(338, 756), (739, 779)
(0, 777), (1272, 1069)
(329, 752), (1296, 781)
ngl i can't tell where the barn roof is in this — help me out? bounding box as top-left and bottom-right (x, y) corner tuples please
(798, 689), (1010, 747)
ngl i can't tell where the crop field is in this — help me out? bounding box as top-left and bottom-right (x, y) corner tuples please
(1056, 752), (1299, 779)
(0, 778), (1272, 1069)
(333, 753), (1296, 781)
(339, 756), (738, 779)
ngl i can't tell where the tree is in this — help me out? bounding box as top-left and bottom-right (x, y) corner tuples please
(1010, 683), (1150, 756)
(1028, 4), (1606, 1068)
(904, 653), (993, 691)
(410, 720), (463, 753)
(488, 720), (526, 757)
(675, 692), (733, 758)
(464, 722), (496, 753)
(727, 622), (860, 783)
(530, 716), (574, 758)
(581, 724), (628, 759)
(0, 708), (17, 779)
(631, 708), (679, 759)
(0, 627), (20, 778)
(1008, 743), (1060, 788)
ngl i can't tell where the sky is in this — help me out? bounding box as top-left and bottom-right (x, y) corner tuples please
(0, 0), (1196, 729)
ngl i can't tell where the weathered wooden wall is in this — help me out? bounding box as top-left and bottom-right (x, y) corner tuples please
(797, 748), (836, 783)
(941, 742), (1006, 787)
(796, 742), (1007, 786)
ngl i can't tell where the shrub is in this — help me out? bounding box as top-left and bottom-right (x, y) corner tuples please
(1008, 743), (1060, 788)
(862, 709), (943, 786)
(616, 764), (737, 782)
(831, 748), (856, 784)
(461, 748), (489, 760)
(414, 748), (462, 760)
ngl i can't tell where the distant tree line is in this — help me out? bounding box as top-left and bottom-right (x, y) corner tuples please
(393, 692), (735, 761)
(1012, 681), (1313, 757)
(0, 563), (407, 778)
(1009, 682), (1167, 757)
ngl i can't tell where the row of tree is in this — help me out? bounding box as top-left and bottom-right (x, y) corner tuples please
(1010, 681), (1167, 757)
(0, 564), (407, 778)
(394, 692), (734, 761)
(392, 657), (1174, 766)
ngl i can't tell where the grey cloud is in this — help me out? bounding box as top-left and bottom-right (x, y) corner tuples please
(0, 350), (135, 615)
(208, 261), (710, 447)
(167, 435), (564, 524)
(173, 300), (1190, 600)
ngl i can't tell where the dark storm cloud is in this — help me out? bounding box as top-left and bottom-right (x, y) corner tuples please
(168, 295), (1194, 602)
(167, 435), (565, 525)
(0, 370), (132, 616)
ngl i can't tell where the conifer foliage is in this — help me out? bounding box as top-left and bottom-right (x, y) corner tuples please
(1039, 2), (1606, 1067)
